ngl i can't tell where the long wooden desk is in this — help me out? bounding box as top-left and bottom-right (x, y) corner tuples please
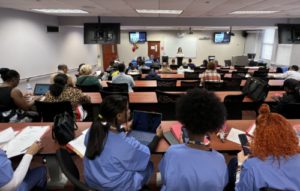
(101, 80), (201, 88)
(86, 91), (284, 104)
(2, 120), (299, 154)
(141, 73), (184, 79)
(240, 79), (284, 87)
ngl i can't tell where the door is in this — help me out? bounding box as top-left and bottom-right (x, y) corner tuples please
(148, 41), (160, 61)
(102, 44), (118, 71)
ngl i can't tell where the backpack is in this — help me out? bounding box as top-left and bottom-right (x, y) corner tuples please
(242, 77), (269, 102)
(52, 112), (78, 145)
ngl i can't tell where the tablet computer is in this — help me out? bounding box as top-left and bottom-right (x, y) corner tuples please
(129, 110), (162, 145)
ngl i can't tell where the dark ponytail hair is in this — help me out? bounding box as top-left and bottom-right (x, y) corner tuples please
(85, 95), (128, 160)
(0, 68), (20, 82)
(50, 73), (68, 97)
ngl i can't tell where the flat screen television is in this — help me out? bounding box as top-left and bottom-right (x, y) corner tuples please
(213, 32), (231, 44)
(84, 23), (120, 44)
(129, 32), (147, 43)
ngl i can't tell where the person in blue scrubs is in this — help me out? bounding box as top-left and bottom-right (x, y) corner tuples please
(235, 104), (300, 191)
(159, 88), (228, 191)
(83, 95), (163, 191)
(0, 141), (47, 191)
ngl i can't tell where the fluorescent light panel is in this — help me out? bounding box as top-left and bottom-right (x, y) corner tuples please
(32, 9), (88, 14)
(230, 10), (279, 14)
(136, 9), (183, 14)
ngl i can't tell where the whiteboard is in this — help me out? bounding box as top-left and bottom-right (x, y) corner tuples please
(164, 35), (197, 58)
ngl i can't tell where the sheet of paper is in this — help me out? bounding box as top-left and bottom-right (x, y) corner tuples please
(67, 134), (86, 158)
(226, 128), (245, 144)
(3, 126), (49, 158)
(0, 127), (16, 149)
(82, 128), (89, 135)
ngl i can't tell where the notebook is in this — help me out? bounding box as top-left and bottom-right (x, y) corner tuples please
(33, 84), (50, 96)
(129, 110), (162, 145)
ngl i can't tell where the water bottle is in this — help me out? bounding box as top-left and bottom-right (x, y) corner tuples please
(26, 82), (33, 95)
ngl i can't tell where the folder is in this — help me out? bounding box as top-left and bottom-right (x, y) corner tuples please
(66, 128), (89, 158)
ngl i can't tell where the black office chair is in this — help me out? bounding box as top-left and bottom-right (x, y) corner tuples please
(170, 65), (179, 70)
(193, 67), (206, 73)
(131, 74), (141, 80)
(224, 94), (245, 119)
(157, 79), (177, 91)
(56, 148), (96, 191)
(141, 68), (151, 74)
(76, 85), (101, 92)
(279, 103), (300, 119)
(223, 78), (242, 91)
(181, 80), (201, 88)
(99, 90), (129, 100)
(184, 72), (200, 79)
(35, 101), (74, 122)
(203, 81), (223, 91)
(106, 82), (128, 92)
(156, 90), (184, 120)
(232, 71), (247, 78)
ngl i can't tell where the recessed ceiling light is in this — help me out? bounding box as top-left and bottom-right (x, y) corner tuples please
(230, 11), (279, 14)
(136, 9), (183, 14)
(32, 9), (88, 14)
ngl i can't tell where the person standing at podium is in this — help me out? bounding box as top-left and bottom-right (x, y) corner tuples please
(176, 47), (184, 67)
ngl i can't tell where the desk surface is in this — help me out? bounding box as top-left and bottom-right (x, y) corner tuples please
(240, 79), (284, 87)
(86, 91), (283, 104)
(2, 120), (299, 155)
(101, 80), (201, 88)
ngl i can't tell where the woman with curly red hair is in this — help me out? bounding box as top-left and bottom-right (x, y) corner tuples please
(235, 104), (300, 191)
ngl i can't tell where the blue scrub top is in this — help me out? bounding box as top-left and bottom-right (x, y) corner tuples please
(0, 149), (13, 187)
(236, 154), (300, 191)
(159, 144), (228, 191)
(83, 131), (153, 191)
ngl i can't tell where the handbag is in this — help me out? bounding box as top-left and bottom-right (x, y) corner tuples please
(242, 77), (269, 102)
(52, 112), (78, 145)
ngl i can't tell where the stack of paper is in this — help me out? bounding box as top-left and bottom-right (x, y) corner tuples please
(2, 126), (49, 158)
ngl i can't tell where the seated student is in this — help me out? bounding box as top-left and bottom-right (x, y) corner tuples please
(269, 65), (300, 80)
(187, 58), (196, 70)
(159, 88), (228, 191)
(112, 63), (135, 92)
(200, 59), (208, 68)
(50, 64), (74, 87)
(83, 95), (163, 191)
(0, 68), (40, 122)
(126, 62), (139, 75)
(75, 63), (86, 78)
(170, 59), (176, 66)
(76, 64), (102, 90)
(272, 78), (300, 113)
(158, 62), (173, 73)
(235, 104), (300, 191)
(177, 63), (193, 74)
(146, 69), (161, 80)
(0, 142), (47, 191)
(45, 73), (91, 121)
(199, 61), (221, 82)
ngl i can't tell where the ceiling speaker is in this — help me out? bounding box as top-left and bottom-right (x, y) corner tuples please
(47, 26), (59, 32)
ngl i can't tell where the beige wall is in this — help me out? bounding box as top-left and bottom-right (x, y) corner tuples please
(117, 30), (246, 66)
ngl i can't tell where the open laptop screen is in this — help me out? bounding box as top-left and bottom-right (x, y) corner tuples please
(132, 110), (162, 133)
(129, 111), (162, 145)
(33, 84), (50, 96)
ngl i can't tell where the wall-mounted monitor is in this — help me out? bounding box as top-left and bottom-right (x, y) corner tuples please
(129, 32), (147, 43)
(213, 32), (231, 44)
(84, 23), (120, 44)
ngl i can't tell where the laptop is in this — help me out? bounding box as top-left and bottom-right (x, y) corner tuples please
(129, 110), (162, 145)
(33, 84), (50, 96)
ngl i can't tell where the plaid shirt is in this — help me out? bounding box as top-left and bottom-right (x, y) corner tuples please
(200, 70), (221, 82)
